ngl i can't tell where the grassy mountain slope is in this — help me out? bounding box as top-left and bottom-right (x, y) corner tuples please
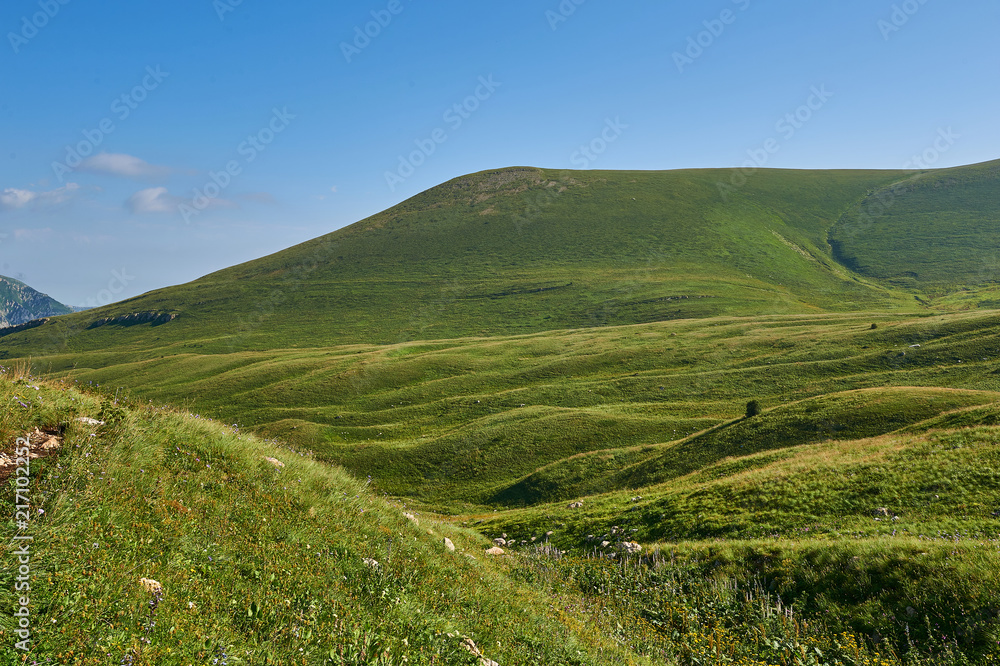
(0, 166), (922, 359)
(0, 276), (72, 328)
(829, 158), (1000, 290)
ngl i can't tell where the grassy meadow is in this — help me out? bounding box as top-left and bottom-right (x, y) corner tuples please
(3, 162), (1000, 663)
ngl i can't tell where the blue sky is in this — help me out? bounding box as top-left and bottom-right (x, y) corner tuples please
(1, 0), (997, 306)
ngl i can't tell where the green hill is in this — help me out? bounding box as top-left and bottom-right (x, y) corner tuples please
(0, 372), (645, 664)
(4, 367), (1000, 664)
(829, 159), (1000, 290)
(6, 161), (1000, 663)
(0, 165), (924, 359)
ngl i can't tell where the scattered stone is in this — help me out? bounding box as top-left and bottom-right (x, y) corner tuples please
(263, 456), (284, 468)
(443, 537), (455, 552)
(75, 417), (105, 426)
(619, 541), (642, 555)
(1, 429), (63, 482)
(404, 512), (419, 526)
(545, 531), (554, 538)
(630, 496), (643, 502)
(140, 577), (163, 595)
(460, 637), (500, 666)
(485, 547), (505, 556)
(492, 538), (507, 547)
(567, 501), (584, 509)
(600, 541), (611, 548)
(362, 557), (380, 570)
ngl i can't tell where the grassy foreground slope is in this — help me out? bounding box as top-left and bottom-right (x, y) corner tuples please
(4, 374), (1000, 664)
(0, 371), (643, 665)
(1, 165), (922, 359)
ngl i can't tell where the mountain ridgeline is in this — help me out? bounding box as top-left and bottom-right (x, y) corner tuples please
(6, 159), (1000, 358)
(0, 275), (73, 328)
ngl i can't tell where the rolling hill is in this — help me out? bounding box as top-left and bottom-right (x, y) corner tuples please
(0, 165), (926, 358)
(5, 160), (1000, 663)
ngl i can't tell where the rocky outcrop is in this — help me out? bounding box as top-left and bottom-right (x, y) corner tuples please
(86, 311), (177, 329)
(0, 317), (48, 337)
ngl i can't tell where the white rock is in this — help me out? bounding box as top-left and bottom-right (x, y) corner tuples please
(443, 537), (455, 552)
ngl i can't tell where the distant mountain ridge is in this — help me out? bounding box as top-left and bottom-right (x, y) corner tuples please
(0, 275), (73, 328)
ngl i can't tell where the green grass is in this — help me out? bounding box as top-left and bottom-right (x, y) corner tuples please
(829, 159), (1000, 290)
(22, 308), (1000, 511)
(4, 373), (1000, 664)
(5, 162), (1000, 663)
(1, 165), (928, 358)
(0, 372), (645, 665)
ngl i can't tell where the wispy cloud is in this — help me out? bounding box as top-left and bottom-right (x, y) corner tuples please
(0, 183), (81, 211)
(126, 187), (180, 214)
(81, 153), (172, 180)
(127, 186), (238, 215)
(13, 228), (56, 242)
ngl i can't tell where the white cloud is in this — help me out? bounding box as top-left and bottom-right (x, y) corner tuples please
(0, 183), (81, 211)
(81, 153), (171, 180)
(13, 228), (56, 242)
(126, 187), (179, 214)
(127, 187), (238, 215)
